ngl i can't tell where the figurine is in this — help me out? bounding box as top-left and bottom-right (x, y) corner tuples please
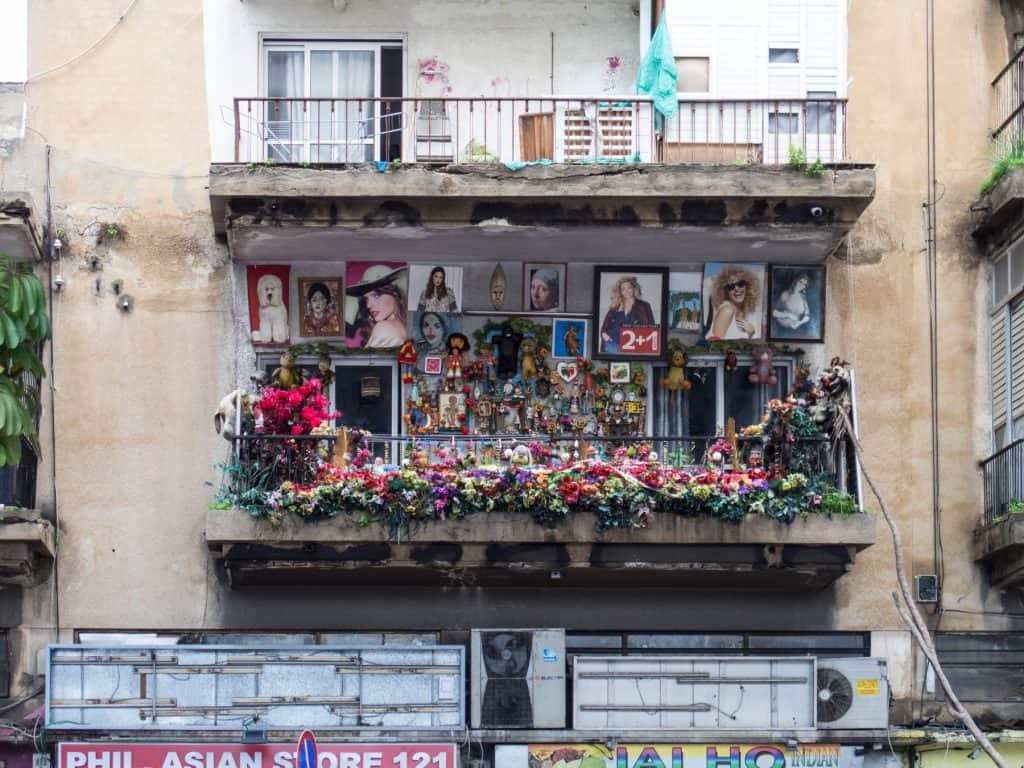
(271, 350), (302, 389)
(520, 337), (544, 382)
(445, 333), (469, 390)
(397, 339), (418, 383)
(563, 324), (581, 357)
(314, 353), (335, 397)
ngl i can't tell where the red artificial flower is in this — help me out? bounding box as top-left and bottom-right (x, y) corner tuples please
(460, 426), (469, 435)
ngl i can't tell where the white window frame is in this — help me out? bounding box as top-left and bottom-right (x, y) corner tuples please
(651, 353), (796, 435)
(260, 40), (388, 163)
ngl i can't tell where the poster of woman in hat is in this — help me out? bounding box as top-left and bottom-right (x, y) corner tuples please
(345, 261), (409, 349)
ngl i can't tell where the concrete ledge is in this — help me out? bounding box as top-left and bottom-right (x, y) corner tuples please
(973, 516), (1024, 589)
(0, 519), (56, 585)
(207, 509), (876, 548)
(207, 510), (875, 589)
(972, 166), (1024, 250)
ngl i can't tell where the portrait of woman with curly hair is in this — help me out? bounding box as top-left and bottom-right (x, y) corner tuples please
(703, 263), (765, 341)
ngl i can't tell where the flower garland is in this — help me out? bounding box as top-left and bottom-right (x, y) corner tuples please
(220, 456), (859, 538)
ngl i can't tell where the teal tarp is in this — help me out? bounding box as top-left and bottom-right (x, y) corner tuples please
(636, 14), (678, 120)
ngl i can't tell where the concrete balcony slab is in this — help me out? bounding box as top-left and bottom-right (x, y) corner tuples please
(206, 509), (876, 590)
(974, 515), (1024, 589)
(0, 517), (55, 585)
(209, 163), (876, 264)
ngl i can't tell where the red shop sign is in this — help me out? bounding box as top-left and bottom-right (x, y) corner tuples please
(58, 744), (457, 768)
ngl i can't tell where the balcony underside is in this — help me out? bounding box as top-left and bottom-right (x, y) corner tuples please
(0, 518), (56, 586)
(209, 163), (876, 263)
(206, 511), (876, 589)
(974, 516), (1024, 589)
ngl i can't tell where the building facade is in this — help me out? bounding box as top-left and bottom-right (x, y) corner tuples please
(0, 0), (1021, 767)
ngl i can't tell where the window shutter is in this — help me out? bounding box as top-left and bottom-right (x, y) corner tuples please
(993, 310), (1009, 427)
(1012, 302), (1024, 418)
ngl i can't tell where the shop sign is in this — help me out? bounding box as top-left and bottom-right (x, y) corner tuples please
(58, 744), (457, 768)
(527, 745), (841, 768)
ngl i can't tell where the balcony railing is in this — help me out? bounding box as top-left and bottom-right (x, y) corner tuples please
(230, 96), (848, 167)
(982, 438), (1024, 524)
(993, 48), (1024, 148)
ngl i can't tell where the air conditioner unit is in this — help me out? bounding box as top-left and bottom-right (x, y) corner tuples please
(471, 628), (566, 728)
(816, 657), (890, 729)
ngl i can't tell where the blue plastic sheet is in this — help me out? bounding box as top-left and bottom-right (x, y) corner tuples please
(636, 14), (678, 120)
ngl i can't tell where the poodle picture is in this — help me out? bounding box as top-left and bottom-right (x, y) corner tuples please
(249, 268), (290, 344)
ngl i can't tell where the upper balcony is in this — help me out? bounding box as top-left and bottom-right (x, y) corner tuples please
(976, 440), (1024, 588)
(210, 95), (875, 265)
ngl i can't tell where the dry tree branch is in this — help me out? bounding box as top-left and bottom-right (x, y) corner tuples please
(838, 408), (1006, 768)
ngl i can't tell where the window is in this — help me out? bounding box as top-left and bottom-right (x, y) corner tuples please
(989, 236), (1024, 449)
(675, 57), (710, 92)
(651, 355), (793, 454)
(768, 112), (799, 134)
(262, 40), (401, 163)
(806, 90), (837, 134)
(768, 48), (799, 64)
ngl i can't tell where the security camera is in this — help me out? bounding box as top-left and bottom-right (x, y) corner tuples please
(52, 274), (65, 291)
(810, 206), (824, 218)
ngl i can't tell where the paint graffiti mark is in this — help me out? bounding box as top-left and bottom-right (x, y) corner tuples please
(417, 56), (452, 94)
(603, 55), (623, 92)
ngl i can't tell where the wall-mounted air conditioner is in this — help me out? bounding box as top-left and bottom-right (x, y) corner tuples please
(816, 657), (889, 729)
(471, 628), (566, 728)
(573, 655), (816, 730)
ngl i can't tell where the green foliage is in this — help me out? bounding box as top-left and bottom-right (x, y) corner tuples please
(806, 158), (826, 178)
(982, 137), (1024, 195)
(1008, 499), (1024, 514)
(788, 146), (826, 178)
(788, 145), (808, 171)
(0, 254), (51, 467)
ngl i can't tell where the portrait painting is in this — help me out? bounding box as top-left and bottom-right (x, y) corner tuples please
(552, 319), (588, 359)
(592, 266), (668, 360)
(768, 265), (826, 341)
(437, 391), (466, 433)
(247, 264), (291, 345)
(410, 310), (462, 373)
(408, 265), (463, 313)
(668, 271), (702, 333)
(298, 277), (343, 337)
(344, 261), (408, 349)
(701, 263), (766, 341)
(523, 262), (567, 312)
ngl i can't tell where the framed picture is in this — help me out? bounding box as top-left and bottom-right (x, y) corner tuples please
(344, 261), (408, 349)
(609, 362), (631, 383)
(436, 391), (466, 432)
(297, 277), (343, 337)
(768, 264), (826, 341)
(247, 264), (291, 345)
(701, 263), (766, 341)
(668, 271), (702, 333)
(423, 355), (444, 376)
(592, 266), (668, 360)
(552, 319), (587, 359)
(408, 265), (463, 313)
(523, 262), (567, 312)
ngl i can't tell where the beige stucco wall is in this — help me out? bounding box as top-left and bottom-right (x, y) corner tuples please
(0, 0), (1020, 706)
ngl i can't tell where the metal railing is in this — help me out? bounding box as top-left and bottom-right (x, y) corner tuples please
(982, 438), (1024, 524)
(224, 432), (857, 500)
(230, 96), (848, 166)
(993, 47), (1024, 148)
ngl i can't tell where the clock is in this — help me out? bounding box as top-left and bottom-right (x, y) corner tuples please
(611, 388), (626, 404)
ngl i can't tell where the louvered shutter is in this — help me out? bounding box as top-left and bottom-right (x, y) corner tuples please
(992, 309), (1009, 428)
(1012, 301), (1024, 421)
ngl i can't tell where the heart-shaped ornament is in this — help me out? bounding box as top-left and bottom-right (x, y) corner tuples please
(557, 362), (579, 383)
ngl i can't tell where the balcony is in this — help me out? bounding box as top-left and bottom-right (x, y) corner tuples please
(976, 440), (1024, 588)
(0, 511), (55, 586)
(206, 432), (874, 590)
(211, 96), (874, 264)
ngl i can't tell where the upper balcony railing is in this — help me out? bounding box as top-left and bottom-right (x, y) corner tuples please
(230, 96), (848, 167)
(993, 48), (1024, 148)
(981, 438), (1024, 524)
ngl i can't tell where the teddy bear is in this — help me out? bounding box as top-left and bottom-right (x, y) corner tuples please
(661, 346), (691, 391)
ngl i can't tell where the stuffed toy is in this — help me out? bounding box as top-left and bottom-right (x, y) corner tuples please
(748, 346), (778, 385)
(661, 347), (691, 391)
(725, 350), (738, 372)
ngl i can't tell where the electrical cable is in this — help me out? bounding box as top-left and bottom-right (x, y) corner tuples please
(26, 0), (141, 83)
(45, 144), (61, 644)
